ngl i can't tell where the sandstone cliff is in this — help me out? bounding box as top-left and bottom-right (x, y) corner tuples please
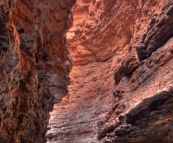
(0, 0), (75, 142)
(47, 0), (173, 143)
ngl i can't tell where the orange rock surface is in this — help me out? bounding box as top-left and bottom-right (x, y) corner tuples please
(47, 0), (173, 143)
(0, 0), (75, 142)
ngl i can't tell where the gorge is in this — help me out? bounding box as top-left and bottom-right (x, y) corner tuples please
(0, 0), (173, 143)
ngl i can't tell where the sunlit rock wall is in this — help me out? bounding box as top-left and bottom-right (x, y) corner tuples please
(47, 0), (173, 143)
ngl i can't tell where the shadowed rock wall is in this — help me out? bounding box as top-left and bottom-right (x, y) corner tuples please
(0, 0), (75, 142)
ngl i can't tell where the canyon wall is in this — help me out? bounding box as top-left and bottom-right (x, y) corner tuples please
(47, 0), (173, 143)
(0, 0), (75, 143)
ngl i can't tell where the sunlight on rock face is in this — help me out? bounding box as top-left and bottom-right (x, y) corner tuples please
(0, 0), (173, 143)
(47, 0), (173, 143)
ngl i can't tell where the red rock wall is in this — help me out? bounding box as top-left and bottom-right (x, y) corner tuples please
(47, 0), (173, 143)
(0, 0), (75, 143)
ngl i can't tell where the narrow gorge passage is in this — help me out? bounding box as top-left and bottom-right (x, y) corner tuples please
(0, 0), (173, 142)
(46, 58), (117, 143)
(47, 0), (173, 143)
(0, 0), (172, 142)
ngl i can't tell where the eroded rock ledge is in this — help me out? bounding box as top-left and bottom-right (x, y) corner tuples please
(0, 0), (75, 142)
(48, 0), (173, 143)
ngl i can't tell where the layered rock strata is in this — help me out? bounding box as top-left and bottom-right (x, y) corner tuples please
(47, 0), (173, 143)
(0, 0), (75, 142)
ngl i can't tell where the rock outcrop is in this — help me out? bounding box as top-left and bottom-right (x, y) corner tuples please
(47, 0), (173, 143)
(0, 0), (75, 142)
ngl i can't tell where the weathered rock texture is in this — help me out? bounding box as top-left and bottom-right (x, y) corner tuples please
(47, 0), (173, 143)
(0, 0), (75, 142)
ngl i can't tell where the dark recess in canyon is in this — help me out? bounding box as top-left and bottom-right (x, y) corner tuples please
(0, 0), (173, 143)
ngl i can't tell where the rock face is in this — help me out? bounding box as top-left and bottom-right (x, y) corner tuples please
(0, 0), (75, 143)
(47, 0), (173, 143)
